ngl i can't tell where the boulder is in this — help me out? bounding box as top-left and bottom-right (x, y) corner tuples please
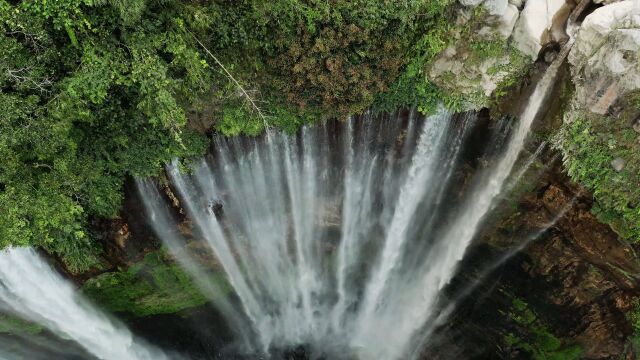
(568, 1), (640, 114)
(509, 0), (524, 9)
(459, 0), (519, 35)
(484, 0), (509, 16)
(611, 158), (626, 171)
(498, 4), (520, 38)
(512, 0), (568, 58)
(460, 0), (484, 5)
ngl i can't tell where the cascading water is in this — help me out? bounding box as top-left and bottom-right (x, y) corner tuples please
(0, 43), (570, 360)
(0, 248), (169, 360)
(136, 41), (572, 359)
(137, 108), (470, 357)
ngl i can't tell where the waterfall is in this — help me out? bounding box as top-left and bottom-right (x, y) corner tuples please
(365, 41), (573, 360)
(138, 108), (468, 357)
(0, 248), (169, 360)
(136, 47), (570, 358)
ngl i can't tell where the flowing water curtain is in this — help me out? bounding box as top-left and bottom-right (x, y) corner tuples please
(0, 247), (170, 360)
(364, 41), (573, 360)
(138, 108), (472, 354)
(138, 67), (562, 357)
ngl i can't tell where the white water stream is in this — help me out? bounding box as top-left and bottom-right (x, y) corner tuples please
(0, 248), (169, 360)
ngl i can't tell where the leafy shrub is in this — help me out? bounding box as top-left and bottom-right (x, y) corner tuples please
(555, 105), (640, 242)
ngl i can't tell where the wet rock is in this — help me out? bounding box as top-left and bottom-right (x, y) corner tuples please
(541, 185), (640, 290)
(544, 49), (558, 63)
(162, 184), (183, 214)
(114, 222), (130, 249)
(524, 232), (634, 358)
(612, 157), (626, 171)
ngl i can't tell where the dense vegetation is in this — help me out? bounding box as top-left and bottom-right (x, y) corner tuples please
(0, 0), (458, 271)
(556, 94), (640, 243)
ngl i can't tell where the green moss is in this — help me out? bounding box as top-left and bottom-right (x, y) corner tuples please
(0, 314), (43, 335)
(504, 297), (583, 360)
(82, 250), (226, 317)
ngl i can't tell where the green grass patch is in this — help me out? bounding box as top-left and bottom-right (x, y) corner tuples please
(82, 250), (227, 317)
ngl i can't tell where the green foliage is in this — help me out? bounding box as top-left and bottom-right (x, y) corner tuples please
(82, 250), (222, 317)
(203, 0), (457, 118)
(0, 0), (210, 270)
(216, 100), (266, 137)
(371, 0), (458, 114)
(556, 106), (640, 242)
(505, 297), (583, 360)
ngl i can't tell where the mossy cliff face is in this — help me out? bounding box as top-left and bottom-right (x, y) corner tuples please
(81, 250), (213, 317)
(75, 179), (232, 319)
(556, 1), (640, 243)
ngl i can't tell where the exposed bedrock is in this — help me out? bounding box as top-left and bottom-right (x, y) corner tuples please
(429, 0), (577, 109)
(568, 0), (640, 116)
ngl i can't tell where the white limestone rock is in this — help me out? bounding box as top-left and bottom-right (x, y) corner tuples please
(512, 0), (567, 58)
(509, 0), (524, 9)
(569, 1), (640, 114)
(429, 44), (519, 105)
(484, 0), (509, 16)
(458, 0), (521, 38)
(612, 158), (626, 172)
(498, 4), (520, 38)
(460, 0), (484, 5)
(426, 0), (531, 108)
